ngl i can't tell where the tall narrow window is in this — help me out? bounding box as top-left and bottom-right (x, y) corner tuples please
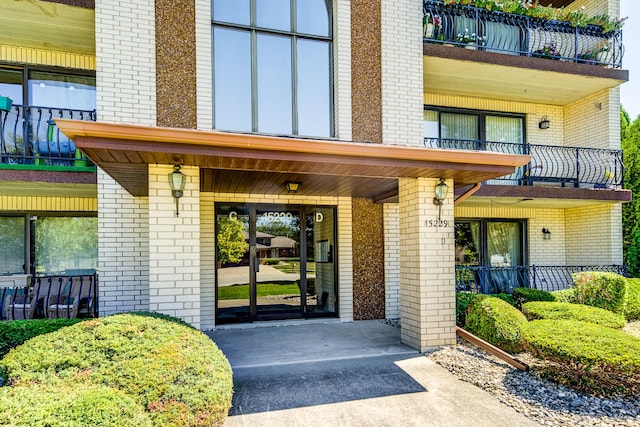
(213, 0), (332, 137)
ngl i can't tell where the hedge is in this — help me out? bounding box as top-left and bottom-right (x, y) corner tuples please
(626, 279), (640, 321)
(465, 296), (528, 353)
(522, 319), (640, 396)
(0, 318), (83, 358)
(572, 272), (627, 314)
(1, 313), (233, 426)
(512, 287), (554, 309)
(455, 292), (486, 327)
(551, 288), (576, 303)
(522, 301), (626, 329)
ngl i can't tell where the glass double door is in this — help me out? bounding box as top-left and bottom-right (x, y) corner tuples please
(215, 204), (336, 323)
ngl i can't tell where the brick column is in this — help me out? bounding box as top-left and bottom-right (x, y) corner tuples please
(148, 165), (201, 327)
(398, 177), (456, 351)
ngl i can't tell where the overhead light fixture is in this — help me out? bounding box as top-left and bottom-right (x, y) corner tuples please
(433, 178), (449, 221)
(538, 116), (550, 130)
(168, 165), (187, 217)
(285, 181), (301, 194)
(542, 228), (551, 240)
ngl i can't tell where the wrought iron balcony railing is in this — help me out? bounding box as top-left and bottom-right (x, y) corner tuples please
(1, 274), (98, 320)
(0, 105), (96, 168)
(424, 138), (623, 188)
(456, 265), (627, 294)
(423, 0), (623, 68)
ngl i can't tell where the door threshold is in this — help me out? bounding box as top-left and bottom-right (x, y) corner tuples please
(213, 317), (342, 330)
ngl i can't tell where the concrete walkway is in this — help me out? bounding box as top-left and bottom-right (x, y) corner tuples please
(207, 321), (537, 427)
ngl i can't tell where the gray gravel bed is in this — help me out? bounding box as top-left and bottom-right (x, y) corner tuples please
(428, 339), (640, 427)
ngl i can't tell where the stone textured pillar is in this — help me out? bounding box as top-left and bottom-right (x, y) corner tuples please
(398, 177), (456, 351)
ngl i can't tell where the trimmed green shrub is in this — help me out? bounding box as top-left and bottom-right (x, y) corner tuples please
(0, 385), (152, 427)
(512, 287), (554, 308)
(465, 296), (528, 353)
(522, 319), (640, 396)
(572, 272), (627, 314)
(491, 293), (516, 307)
(551, 288), (576, 303)
(264, 258), (280, 265)
(0, 318), (82, 358)
(1, 313), (233, 426)
(626, 279), (640, 321)
(455, 292), (486, 327)
(522, 301), (626, 329)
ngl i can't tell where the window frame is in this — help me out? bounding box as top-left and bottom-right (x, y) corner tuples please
(455, 218), (528, 268)
(212, 0), (334, 137)
(423, 105), (526, 143)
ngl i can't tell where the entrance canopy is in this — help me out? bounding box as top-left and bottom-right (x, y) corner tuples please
(55, 120), (530, 201)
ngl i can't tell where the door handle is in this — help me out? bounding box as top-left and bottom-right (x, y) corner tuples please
(250, 246), (259, 273)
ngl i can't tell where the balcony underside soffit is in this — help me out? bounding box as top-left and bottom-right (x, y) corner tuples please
(423, 46), (628, 106)
(0, 0), (95, 55)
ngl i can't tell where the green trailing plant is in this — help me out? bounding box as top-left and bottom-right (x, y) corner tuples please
(522, 301), (626, 329)
(512, 287), (554, 308)
(522, 320), (640, 396)
(465, 296), (528, 353)
(572, 272), (627, 314)
(1, 313), (233, 426)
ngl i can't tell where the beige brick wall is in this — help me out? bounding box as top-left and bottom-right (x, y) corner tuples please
(566, 0), (616, 16)
(211, 193), (354, 321)
(564, 89), (617, 150)
(384, 204), (401, 319)
(195, 0), (213, 130)
(95, 0), (156, 124)
(334, 0), (352, 141)
(97, 169), (149, 315)
(399, 177), (456, 350)
(200, 192), (215, 329)
(566, 203), (623, 265)
(148, 165), (201, 327)
(381, 0), (423, 146)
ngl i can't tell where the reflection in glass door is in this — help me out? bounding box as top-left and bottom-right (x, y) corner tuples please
(215, 204), (337, 323)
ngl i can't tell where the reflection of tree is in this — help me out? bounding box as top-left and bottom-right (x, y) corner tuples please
(0, 217), (25, 273)
(36, 217), (98, 273)
(217, 217), (249, 265)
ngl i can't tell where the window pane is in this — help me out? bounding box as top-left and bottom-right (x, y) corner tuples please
(297, 0), (329, 36)
(213, 0), (250, 25)
(455, 222), (480, 266)
(0, 217), (25, 274)
(423, 110), (438, 147)
(257, 34), (292, 134)
(214, 28), (252, 132)
(486, 116), (523, 143)
(35, 217), (98, 275)
(0, 68), (23, 105)
(297, 39), (330, 137)
(487, 222), (523, 267)
(28, 72), (96, 110)
(256, 0), (291, 31)
(441, 113), (477, 140)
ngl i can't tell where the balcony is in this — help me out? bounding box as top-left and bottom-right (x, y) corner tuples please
(422, 1), (628, 105)
(0, 105), (96, 170)
(425, 138), (623, 189)
(456, 265), (627, 294)
(423, 0), (623, 67)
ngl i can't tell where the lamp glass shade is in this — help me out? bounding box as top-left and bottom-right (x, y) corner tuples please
(168, 166), (187, 195)
(286, 182), (300, 193)
(434, 179), (448, 202)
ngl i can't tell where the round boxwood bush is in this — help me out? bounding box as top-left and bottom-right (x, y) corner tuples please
(1, 313), (233, 426)
(455, 292), (486, 327)
(0, 384), (152, 427)
(0, 318), (82, 358)
(572, 272), (627, 314)
(522, 319), (640, 396)
(465, 296), (528, 353)
(512, 287), (554, 308)
(551, 288), (576, 303)
(522, 301), (626, 329)
(625, 279), (640, 321)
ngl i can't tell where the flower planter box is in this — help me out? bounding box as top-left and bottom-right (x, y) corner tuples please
(0, 96), (13, 112)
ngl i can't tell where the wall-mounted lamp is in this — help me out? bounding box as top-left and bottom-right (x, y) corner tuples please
(285, 181), (301, 194)
(168, 165), (187, 217)
(538, 116), (550, 130)
(433, 178), (449, 221)
(542, 228), (551, 240)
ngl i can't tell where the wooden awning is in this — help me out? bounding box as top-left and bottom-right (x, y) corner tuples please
(56, 120), (530, 200)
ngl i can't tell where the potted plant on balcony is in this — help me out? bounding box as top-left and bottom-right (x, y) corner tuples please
(532, 43), (561, 60)
(0, 96), (13, 112)
(456, 28), (486, 49)
(423, 13), (441, 39)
